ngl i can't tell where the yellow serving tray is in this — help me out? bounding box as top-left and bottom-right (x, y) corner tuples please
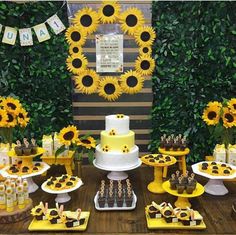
(28, 211), (90, 231)
(145, 209), (206, 230)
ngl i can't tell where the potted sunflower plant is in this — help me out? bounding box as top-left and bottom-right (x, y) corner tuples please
(202, 98), (236, 162)
(55, 125), (96, 177)
(0, 96), (30, 149)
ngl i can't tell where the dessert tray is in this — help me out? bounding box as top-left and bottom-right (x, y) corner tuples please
(41, 176), (83, 203)
(94, 191), (137, 211)
(28, 211), (90, 231)
(192, 161), (236, 195)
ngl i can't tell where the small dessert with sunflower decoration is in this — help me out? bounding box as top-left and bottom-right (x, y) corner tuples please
(31, 202), (48, 221)
(65, 1), (156, 101)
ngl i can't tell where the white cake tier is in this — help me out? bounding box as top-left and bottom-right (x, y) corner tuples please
(105, 114), (129, 135)
(95, 144), (139, 169)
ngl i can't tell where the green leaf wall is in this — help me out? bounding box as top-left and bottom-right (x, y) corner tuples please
(151, 2), (236, 163)
(0, 2), (72, 141)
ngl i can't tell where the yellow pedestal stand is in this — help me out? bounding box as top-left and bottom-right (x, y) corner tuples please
(41, 151), (75, 176)
(162, 181), (204, 209)
(158, 148), (190, 177)
(141, 154), (176, 194)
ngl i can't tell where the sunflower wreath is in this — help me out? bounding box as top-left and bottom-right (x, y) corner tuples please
(65, 1), (156, 101)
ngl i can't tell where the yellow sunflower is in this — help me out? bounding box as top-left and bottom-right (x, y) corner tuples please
(135, 55), (155, 75)
(73, 7), (99, 35)
(66, 53), (88, 74)
(0, 109), (8, 127)
(227, 98), (236, 114)
(134, 26), (156, 47)
(120, 70), (144, 94)
(202, 105), (221, 126)
(119, 7), (144, 35)
(77, 136), (96, 149)
(69, 43), (83, 55)
(98, 1), (120, 24)
(58, 125), (79, 146)
(98, 77), (122, 101)
(65, 25), (86, 46)
(17, 108), (30, 128)
(5, 111), (17, 128)
(74, 69), (100, 94)
(222, 107), (236, 128)
(139, 46), (152, 56)
(2, 97), (21, 116)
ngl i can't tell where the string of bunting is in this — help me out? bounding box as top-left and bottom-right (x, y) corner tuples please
(0, 2), (66, 46)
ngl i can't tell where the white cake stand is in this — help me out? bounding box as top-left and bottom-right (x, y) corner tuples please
(93, 159), (142, 180)
(0, 162), (50, 193)
(192, 161), (236, 196)
(41, 179), (83, 203)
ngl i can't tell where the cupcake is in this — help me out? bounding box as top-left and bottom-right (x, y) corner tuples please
(14, 140), (23, 156)
(30, 138), (37, 154)
(176, 178), (185, 194)
(169, 174), (178, 190)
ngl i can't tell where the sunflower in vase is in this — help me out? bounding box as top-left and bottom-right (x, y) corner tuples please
(202, 98), (236, 147)
(56, 125), (96, 164)
(0, 96), (30, 147)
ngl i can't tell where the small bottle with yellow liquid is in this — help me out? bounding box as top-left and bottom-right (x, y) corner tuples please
(10, 181), (17, 206)
(16, 185), (25, 209)
(22, 179), (29, 204)
(5, 187), (14, 212)
(0, 184), (6, 210)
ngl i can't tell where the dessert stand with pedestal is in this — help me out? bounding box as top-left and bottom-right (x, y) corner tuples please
(141, 154), (176, 194)
(192, 161), (236, 196)
(0, 162), (50, 193)
(41, 179), (83, 203)
(93, 159), (142, 180)
(158, 148), (190, 177)
(162, 181), (204, 209)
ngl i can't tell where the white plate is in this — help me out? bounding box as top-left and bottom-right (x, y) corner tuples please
(0, 162), (50, 179)
(192, 161), (236, 179)
(93, 158), (142, 172)
(41, 178), (83, 194)
(94, 191), (137, 211)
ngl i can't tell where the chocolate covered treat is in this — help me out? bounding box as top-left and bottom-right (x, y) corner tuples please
(160, 134), (188, 151)
(15, 140), (23, 156)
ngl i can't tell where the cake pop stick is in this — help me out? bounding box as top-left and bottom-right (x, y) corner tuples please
(0, 184), (6, 210)
(16, 185), (25, 209)
(5, 187), (14, 212)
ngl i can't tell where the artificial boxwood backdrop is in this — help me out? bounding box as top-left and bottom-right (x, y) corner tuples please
(0, 2), (235, 162)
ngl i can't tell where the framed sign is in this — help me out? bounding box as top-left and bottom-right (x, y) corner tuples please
(96, 34), (123, 73)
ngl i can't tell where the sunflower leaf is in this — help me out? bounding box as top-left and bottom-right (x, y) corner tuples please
(55, 145), (66, 162)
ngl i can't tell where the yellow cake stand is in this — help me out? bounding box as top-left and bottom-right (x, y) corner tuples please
(8, 147), (45, 167)
(162, 181), (204, 209)
(158, 147), (190, 177)
(141, 154), (176, 194)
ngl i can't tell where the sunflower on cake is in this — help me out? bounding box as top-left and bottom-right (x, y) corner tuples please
(94, 114), (140, 170)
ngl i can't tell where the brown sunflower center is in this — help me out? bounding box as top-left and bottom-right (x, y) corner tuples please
(225, 113), (234, 123)
(141, 31), (151, 42)
(7, 102), (16, 110)
(127, 76), (138, 87)
(103, 5), (115, 17)
(73, 47), (79, 53)
(104, 83), (115, 95)
(208, 111), (217, 120)
(71, 31), (81, 42)
(72, 58), (82, 68)
(233, 104), (236, 109)
(82, 75), (93, 87)
(143, 47), (149, 53)
(63, 131), (75, 140)
(81, 139), (91, 144)
(0, 115), (2, 121)
(141, 60), (150, 70)
(7, 113), (14, 122)
(126, 14), (137, 27)
(80, 15), (92, 27)
(18, 113), (24, 119)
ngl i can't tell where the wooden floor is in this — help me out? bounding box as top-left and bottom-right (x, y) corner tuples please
(1, 164), (236, 235)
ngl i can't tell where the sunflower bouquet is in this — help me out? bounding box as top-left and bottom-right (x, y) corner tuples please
(56, 125), (96, 164)
(202, 98), (236, 147)
(0, 96), (30, 147)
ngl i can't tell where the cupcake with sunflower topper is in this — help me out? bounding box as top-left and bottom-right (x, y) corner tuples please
(47, 203), (64, 224)
(98, 1), (121, 24)
(31, 202), (48, 221)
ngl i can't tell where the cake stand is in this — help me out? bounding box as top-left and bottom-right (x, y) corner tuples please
(93, 159), (142, 180)
(192, 161), (236, 195)
(0, 162), (50, 193)
(41, 179), (83, 203)
(162, 181), (204, 209)
(141, 154), (177, 194)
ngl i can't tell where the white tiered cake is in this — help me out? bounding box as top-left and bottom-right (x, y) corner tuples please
(95, 114), (140, 170)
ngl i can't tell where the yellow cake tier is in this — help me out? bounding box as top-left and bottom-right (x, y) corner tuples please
(100, 130), (135, 152)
